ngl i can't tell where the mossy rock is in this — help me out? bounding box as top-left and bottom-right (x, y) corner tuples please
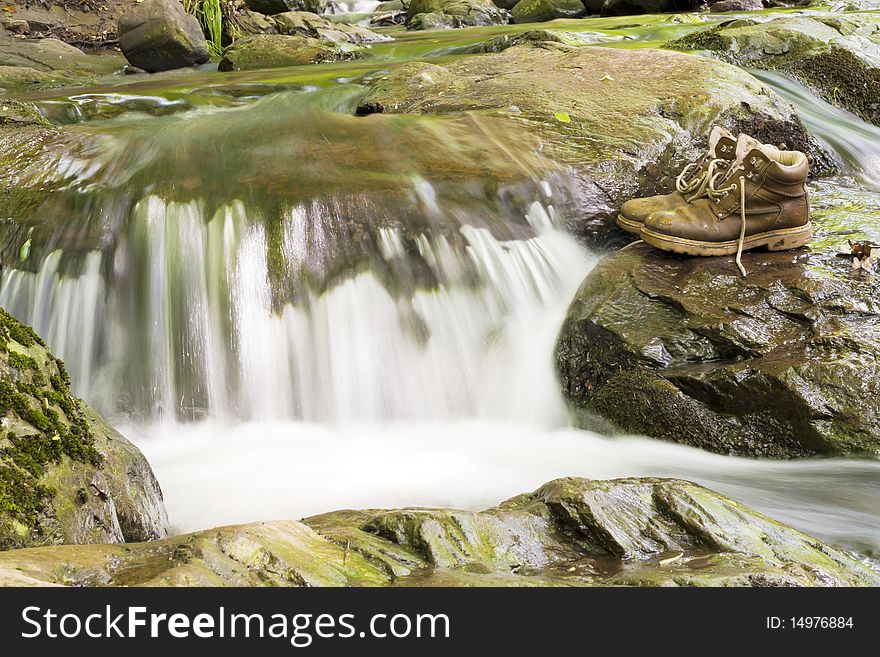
(510, 0), (587, 24)
(218, 34), (364, 72)
(406, 0), (510, 30)
(1, 477), (875, 586)
(356, 45), (820, 244)
(272, 11), (390, 44)
(244, 0), (328, 14)
(0, 307), (167, 549)
(0, 35), (119, 92)
(665, 13), (880, 126)
(555, 180), (880, 458)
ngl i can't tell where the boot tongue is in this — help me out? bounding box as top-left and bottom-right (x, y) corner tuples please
(708, 126), (736, 158)
(720, 133), (764, 181)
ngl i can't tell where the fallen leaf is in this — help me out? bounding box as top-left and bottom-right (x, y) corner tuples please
(553, 111), (571, 123)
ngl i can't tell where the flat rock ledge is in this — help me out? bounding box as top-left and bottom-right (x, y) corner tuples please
(1, 477), (876, 587)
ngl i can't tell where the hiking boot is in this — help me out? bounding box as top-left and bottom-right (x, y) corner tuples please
(640, 133), (811, 276)
(616, 126), (736, 234)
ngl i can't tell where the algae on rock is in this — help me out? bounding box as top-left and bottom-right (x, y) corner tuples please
(0, 307), (167, 550)
(665, 13), (880, 126)
(1, 477), (876, 586)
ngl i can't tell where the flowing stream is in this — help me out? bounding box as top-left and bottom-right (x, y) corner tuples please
(1, 14), (879, 556)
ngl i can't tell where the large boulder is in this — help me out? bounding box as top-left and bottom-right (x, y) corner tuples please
(665, 13), (880, 126)
(0, 308), (167, 550)
(355, 44), (820, 244)
(555, 180), (880, 458)
(406, 0), (509, 30)
(510, 0), (587, 24)
(1, 477), (875, 586)
(118, 0), (211, 73)
(218, 34), (363, 71)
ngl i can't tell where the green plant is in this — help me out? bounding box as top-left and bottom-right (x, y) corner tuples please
(182, 0), (225, 58)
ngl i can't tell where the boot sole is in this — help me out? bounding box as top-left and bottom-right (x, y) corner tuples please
(616, 214), (643, 234)
(640, 222), (812, 256)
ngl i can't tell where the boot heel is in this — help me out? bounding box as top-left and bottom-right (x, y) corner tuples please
(766, 225), (812, 252)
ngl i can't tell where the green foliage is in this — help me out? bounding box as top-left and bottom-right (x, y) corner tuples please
(182, 0), (226, 58)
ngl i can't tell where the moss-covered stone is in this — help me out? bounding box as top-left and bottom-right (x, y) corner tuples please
(555, 179), (880, 458)
(1, 477), (875, 586)
(510, 0), (587, 24)
(272, 11), (390, 44)
(665, 13), (880, 126)
(218, 34), (364, 72)
(0, 307), (166, 549)
(406, 0), (510, 30)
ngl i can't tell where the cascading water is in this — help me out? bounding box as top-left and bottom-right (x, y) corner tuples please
(1, 23), (879, 555)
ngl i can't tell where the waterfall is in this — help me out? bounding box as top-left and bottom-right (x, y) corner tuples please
(0, 189), (594, 426)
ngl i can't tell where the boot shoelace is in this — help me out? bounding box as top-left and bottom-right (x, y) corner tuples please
(682, 158), (728, 203)
(706, 168), (749, 278)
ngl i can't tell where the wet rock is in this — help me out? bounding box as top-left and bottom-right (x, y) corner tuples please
(273, 11), (390, 43)
(244, 0), (328, 13)
(118, 0), (211, 73)
(709, 0), (763, 10)
(665, 13), (880, 126)
(0, 34), (121, 91)
(0, 308), (167, 549)
(511, 0), (587, 23)
(406, 0), (509, 30)
(1, 477), (875, 586)
(555, 180), (880, 458)
(0, 98), (51, 128)
(233, 8), (281, 36)
(600, 0), (700, 15)
(218, 34), (364, 71)
(355, 45), (820, 245)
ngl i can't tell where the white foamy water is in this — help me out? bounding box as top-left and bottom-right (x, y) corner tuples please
(126, 419), (880, 555)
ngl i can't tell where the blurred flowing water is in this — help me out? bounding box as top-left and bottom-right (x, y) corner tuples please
(0, 17), (878, 556)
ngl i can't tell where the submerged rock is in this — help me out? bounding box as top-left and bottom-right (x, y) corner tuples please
(510, 0), (587, 24)
(218, 34), (364, 71)
(0, 477), (875, 586)
(356, 45), (819, 244)
(0, 308), (167, 549)
(555, 180), (880, 458)
(665, 13), (880, 126)
(406, 0), (510, 30)
(118, 0), (211, 73)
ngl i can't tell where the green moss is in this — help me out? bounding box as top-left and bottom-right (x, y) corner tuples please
(0, 309), (101, 542)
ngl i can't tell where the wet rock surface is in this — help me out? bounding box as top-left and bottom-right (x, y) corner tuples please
(555, 180), (880, 458)
(0, 308), (167, 550)
(219, 34), (364, 71)
(355, 44), (822, 245)
(406, 0), (510, 30)
(0, 35), (120, 92)
(0, 477), (875, 586)
(510, 0), (587, 23)
(665, 12), (880, 126)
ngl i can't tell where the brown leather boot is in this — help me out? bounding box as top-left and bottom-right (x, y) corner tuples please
(640, 133), (812, 276)
(616, 126), (736, 234)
